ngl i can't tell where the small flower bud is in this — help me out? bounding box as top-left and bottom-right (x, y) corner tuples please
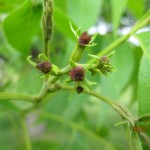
(97, 56), (114, 76)
(36, 61), (52, 74)
(78, 32), (92, 46)
(69, 66), (85, 81)
(100, 56), (109, 64)
(76, 86), (84, 94)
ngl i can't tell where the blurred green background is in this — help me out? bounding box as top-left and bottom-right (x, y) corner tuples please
(0, 0), (150, 149)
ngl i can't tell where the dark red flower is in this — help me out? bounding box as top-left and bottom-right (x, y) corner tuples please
(78, 32), (92, 46)
(69, 66), (85, 81)
(36, 61), (52, 74)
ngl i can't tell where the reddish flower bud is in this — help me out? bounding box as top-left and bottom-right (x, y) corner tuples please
(78, 32), (92, 46)
(69, 66), (85, 81)
(76, 86), (84, 94)
(36, 61), (52, 74)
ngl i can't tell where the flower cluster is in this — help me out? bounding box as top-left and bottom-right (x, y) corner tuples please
(27, 29), (116, 94)
(97, 56), (114, 75)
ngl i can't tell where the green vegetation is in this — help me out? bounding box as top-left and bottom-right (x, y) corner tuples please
(0, 0), (150, 150)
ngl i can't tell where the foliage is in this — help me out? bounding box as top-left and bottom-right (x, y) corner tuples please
(0, 0), (150, 150)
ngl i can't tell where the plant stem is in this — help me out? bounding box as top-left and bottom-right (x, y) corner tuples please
(44, 41), (49, 59)
(59, 84), (116, 106)
(21, 116), (32, 150)
(57, 85), (134, 123)
(88, 10), (150, 63)
(36, 83), (134, 125)
(48, 65), (71, 83)
(35, 81), (48, 102)
(84, 89), (115, 106)
(0, 92), (34, 103)
(83, 91), (134, 124)
(139, 132), (150, 148)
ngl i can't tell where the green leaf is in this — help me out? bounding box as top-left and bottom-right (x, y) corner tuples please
(131, 132), (143, 150)
(3, 0), (42, 57)
(67, 0), (103, 31)
(127, 0), (145, 18)
(110, 0), (128, 36)
(0, 101), (21, 111)
(32, 141), (58, 150)
(0, 0), (24, 13)
(63, 94), (88, 120)
(137, 114), (150, 123)
(7, 68), (42, 110)
(124, 122), (143, 150)
(66, 132), (89, 150)
(55, 0), (67, 12)
(124, 122), (132, 149)
(54, 7), (79, 41)
(136, 32), (150, 115)
(43, 91), (71, 115)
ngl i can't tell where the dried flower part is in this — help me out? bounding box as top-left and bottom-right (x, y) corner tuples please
(36, 61), (52, 74)
(69, 66), (85, 81)
(96, 56), (114, 75)
(78, 32), (92, 46)
(76, 86), (84, 94)
(100, 56), (109, 64)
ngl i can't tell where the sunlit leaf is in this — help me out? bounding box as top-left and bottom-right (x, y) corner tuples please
(3, 0), (42, 57)
(67, 0), (103, 31)
(110, 0), (128, 36)
(0, 0), (24, 12)
(136, 32), (150, 115)
(128, 0), (145, 18)
(54, 7), (78, 41)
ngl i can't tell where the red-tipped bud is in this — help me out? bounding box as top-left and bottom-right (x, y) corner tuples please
(78, 32), (92, 46)
(69, 66), (85, 81)
(36, 61), (52, 74)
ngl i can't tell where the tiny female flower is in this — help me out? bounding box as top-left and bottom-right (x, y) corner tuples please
(36, 61), (52, 74)
(76, 86), (84, 94)
(98, 56), (115, 75)
(78, 32), (92, 46)
(88, 54), (116, 76)
(69, 66), (85, 81)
